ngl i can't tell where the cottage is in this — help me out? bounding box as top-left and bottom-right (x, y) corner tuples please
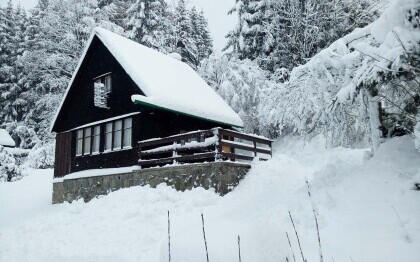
(51, 27), (272, 203)
(0, 129), (15, 148)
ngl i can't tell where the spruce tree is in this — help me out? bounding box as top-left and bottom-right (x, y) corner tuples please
(174, 0), (198, 68)
(125, 0), (168, 51)
(224, 0), (247, 55)
(0, 0), (18, 122)
(194, 9), (213, 63)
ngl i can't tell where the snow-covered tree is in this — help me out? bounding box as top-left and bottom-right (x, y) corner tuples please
(17, 0), (123, 143)
(125, 0), (168, 51)
(0, 1), (30, 124)
(262, 0), (419, 151)
(24, 142), (55, 169)
(190, 8), (213, 64)
(225, 0), (382, 72)
(0, 146), (22, 182)
(173, 0), (198, 68)
(199, 54), (275, 135)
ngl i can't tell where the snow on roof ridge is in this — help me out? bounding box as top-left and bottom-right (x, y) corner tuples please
(93, 27), (243, 127)
(51, 27), (243, 132)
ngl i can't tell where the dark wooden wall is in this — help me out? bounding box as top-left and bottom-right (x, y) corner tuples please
(69, 111), (229, 174)
(54, 132), (72, 178)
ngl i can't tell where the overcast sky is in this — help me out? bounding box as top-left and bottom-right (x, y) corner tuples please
(5, 0), (236, 52)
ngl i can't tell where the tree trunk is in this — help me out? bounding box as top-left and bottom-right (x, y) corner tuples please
(366, 90), (383, 153)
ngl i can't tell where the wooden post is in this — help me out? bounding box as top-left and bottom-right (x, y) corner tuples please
(253, 141), (257, 158)
(172, 141), (177, 164)
(138, 144), (142, 160)
(215, 128), (221, 162)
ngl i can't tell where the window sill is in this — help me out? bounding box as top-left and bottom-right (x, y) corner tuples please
(75, 148), (133, 157)
(102, 147), (133, 154)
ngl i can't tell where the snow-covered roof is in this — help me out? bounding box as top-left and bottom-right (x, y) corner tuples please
(0, 129), (15, 147)
(51, 27), (243, 131)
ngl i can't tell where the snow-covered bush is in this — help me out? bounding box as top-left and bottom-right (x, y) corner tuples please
(4, 123), (40, 149)
(25, 143), (55, 169)
(199, 54), (278, 137)
(0, 146), (22, 182)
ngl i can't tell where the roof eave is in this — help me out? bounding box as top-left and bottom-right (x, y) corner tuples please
(132, 98), (244, 129)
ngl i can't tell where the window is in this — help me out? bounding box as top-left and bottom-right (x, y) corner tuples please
(93, 73), (112, 108)
(123, 118), (132, 148)
(83, 127), (92, 155)
(74, 117), (132, 156)
(105, 122), (113, 152)
(92, 126), (101, 154)
(76, 130), (83, 156)
(113, 120), (122, 150)
(104, 75), (112, 93)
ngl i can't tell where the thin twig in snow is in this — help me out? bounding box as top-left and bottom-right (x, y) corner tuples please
(289, 211), (306, 262)
(286, 232), (297, 262)
(168, 211), (171, 262)
(201, 213), (210, 262)
(306, 180), (323, 262)
(238, 235), (242, 262)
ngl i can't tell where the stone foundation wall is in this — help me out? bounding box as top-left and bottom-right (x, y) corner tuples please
(52, 162), (251, 204)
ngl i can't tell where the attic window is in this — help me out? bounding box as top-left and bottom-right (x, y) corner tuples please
(93, 73), (112, 108)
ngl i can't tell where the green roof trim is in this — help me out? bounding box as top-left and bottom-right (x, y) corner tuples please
(133, 98), (244, 128)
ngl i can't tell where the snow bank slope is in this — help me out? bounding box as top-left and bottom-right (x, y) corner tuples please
(0, 136), (419, 262)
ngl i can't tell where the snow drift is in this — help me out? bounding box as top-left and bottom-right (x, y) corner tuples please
(0, 136), (419, 262)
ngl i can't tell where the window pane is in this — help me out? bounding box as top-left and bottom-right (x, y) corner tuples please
(114, 120), (122, 131)
(104, 75), (112, 93)
(84, 136), (91, 154)
(106, 122), (112, 133)
(105, 132), (112, 151)
(113, 130), (122, 149)
(113, 120), (122, 149)
(83, 128), (91, 155)
(94, 125), (100, 136)
(123, 128), (132, 148)
(105, 123), (112, 151)
(92, 136), (100, 153)
(124, 118), (132, 128)
(92, 126), (101, 153)
(84, 127), (91, 137)
(76, 138), (83, 156)
(77, 129), (83, 139)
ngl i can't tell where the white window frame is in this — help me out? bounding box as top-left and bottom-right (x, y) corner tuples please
(103, 117), (133, 153)
(93, 73), (112, 109)
(104, 122), (113, 152)
(113, 120), (123, 150)
(83, 127), (92, 155)
(92, 125), (101, 154)
(76, 129), (83, 156)
(123, 118), (132, 149)
(93, 73), (112, 93)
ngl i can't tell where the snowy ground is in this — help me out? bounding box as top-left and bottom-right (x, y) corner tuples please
(1, 136), (419, 262)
